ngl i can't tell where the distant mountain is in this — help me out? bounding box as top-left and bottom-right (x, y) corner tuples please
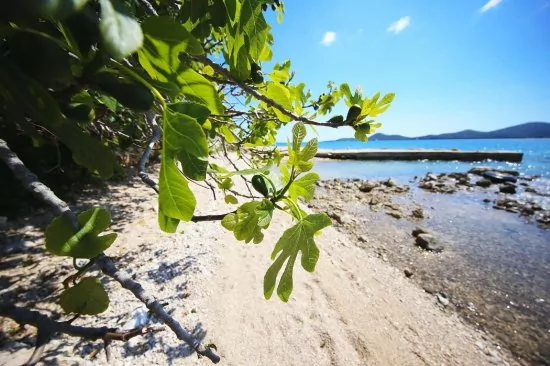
(343, 122), (550, 141)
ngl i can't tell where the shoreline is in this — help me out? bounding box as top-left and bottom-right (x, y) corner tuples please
(310, 172), (550, 364)
(0, 159), (537, 365)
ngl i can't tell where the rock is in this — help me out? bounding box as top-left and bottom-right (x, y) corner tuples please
(476, 179), (492, 188)
(383, 178), (396, 187)
(448, 172), (468, 180)
(483, 171), (518, 184)
(387, 210), (402, 219)
(404, 269), (414, 278)
(358, 235), (368, 243)
(412, 226), (430, 237)
(358, 181), (377, 193)
(525, 187), (538, 194)
(425, 173), (438, 181)
(327, 212), (343, 225)
(499, 184), (517, 194)
(415, 234), (444, 252)
(411, 207), (424, 219)
(521, 205), (535, 216)
(457, 177), (470, 186)
(419, 181), (435, 190)
(483, 198), (491, 203)
(437, 293), (450, 306)
(469, 167), (519, 177)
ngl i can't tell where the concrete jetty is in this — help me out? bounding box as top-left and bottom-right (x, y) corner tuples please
(314, 149), (523, 163)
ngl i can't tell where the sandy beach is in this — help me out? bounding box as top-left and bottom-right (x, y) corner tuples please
(0, 157), (529, 366)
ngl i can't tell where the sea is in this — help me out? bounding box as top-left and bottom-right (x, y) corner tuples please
(291, 138), (550, 363)
(311, 138), (550, 182)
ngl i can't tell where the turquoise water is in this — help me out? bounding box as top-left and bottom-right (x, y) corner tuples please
(306, 138), (550, 182)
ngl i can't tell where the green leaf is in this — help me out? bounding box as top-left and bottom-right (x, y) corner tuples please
(218, 177), (234, 190)
(225, 194), (238, 205)
(99, 0), (143, 59)
(264, 214), (332, 302)
(53, 120), (117, 178)
(97, 95), (118, 112)
(354, 122), (374, 142)
(361, 92), (380, 116)
(59, 277), (109, 315)
(368, 92), (395, 117)
(265, 82), (292, 122)
(8, 29), (74, 89)
(289, 172), (319, 202)
(158, 155), (196, 226)
(158, 211), (180, 234)
(169, 102), (211, 125)
(0, 56), (63, 125)
(291, 122), (307, 153)
(221, 199), (274, 244)
(165, 110), (209, 181)
(0, 58), (115, 178)
(340, 83), (352, 105)
(63, 90), (95, 122)
(45, 208), (117, 258)
(178, 68), (223, 115)
(138, 15), (203, 87)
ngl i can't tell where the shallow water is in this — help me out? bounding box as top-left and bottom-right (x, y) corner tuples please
(407, 189), (550, 362)
(315, 178), (550, 364)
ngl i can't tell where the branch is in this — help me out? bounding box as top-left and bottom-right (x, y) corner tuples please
(221, 139), (255, 197)
(0, 138), (220, 363)
(191, 212), (233, 222)
(0, 305), (110, 340)
(138, 0), (159, 16)
(0, 304), (165, 345)
(0, 139), (71, 218)
(93, 254), (220, 362)
(138, 111), (160, 194)
(192, 55), (340, 128)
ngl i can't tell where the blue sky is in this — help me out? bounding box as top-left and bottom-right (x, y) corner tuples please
(266, 0), (550, 142)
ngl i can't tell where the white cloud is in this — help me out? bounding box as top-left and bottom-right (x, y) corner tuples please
(480, 0), (503, 13)
(321, 31), (336, 46)
(387, 16), (411, 34)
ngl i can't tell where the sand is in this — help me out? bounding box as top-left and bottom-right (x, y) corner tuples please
(0, 157), (517, 365)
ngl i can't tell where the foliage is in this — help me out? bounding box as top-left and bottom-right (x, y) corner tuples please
(0, 0), (393, 320)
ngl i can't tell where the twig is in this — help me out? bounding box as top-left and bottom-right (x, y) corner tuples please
(138, 0), (159, 16)
(93, 254), (220, 362)
(221, 139), (255, 197)
(0, 304), (165, 345)
(0, 139), (220, 363)
(0, 305), (111, 340)
(191, 213), (233, 222)
(63, 260), (95, 289)
(26, 329), (51, 366)
(192, 55), (340, 128)
(138, 111), (160, 193)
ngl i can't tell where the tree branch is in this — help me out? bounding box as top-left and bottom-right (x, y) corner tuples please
(0, 139), (71, 218)
(138, 111), (160, 194)
(93, 254), (219, 362)
(0, 305), (111, 340)
(0, 138), (220, 364)
(192, 55), (341, 128)
(0, 304), (165, 343)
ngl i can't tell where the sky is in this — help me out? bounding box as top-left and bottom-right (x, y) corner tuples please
(264, 0), (550, 142)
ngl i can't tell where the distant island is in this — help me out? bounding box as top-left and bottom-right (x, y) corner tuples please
(335, 122), (550, 142)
